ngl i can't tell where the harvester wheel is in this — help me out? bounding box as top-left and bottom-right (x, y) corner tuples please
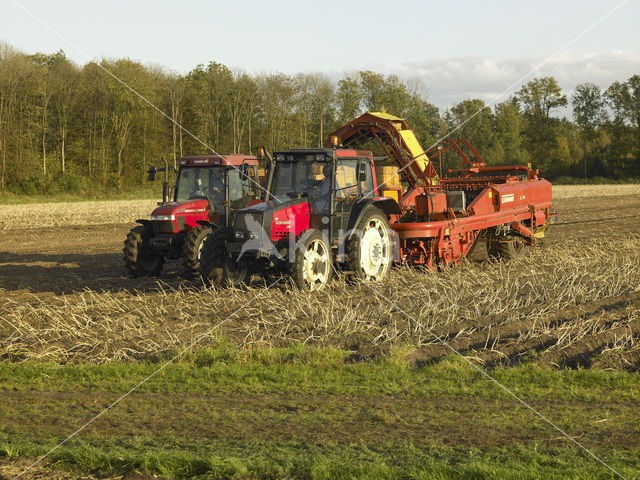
(347, 207), (392, 282)
(486, 228), (524, 261)
(123, 225), (165, 277)
(200, 228), (247, 287)
(292, 229), (332, 291)
(182, 225), (213, 277)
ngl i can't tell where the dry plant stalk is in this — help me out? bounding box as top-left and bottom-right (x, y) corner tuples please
(1, 235), (639, 370)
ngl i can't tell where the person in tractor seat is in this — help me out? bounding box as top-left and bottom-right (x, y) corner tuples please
(306, 163), (332, 213)
(208, 174), (226, 211)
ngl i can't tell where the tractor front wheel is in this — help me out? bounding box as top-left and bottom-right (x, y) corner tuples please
(200, 228), (247, 287)
(123, 225), (165, 277)
(292, 230), (332, 291)
(183, 225), (213, 277)
(347, 208), (392, 282)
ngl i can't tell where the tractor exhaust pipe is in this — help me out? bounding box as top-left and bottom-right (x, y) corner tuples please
(161, 156), (169, 204)
(258, 146), (275, 201)
(147, 156), (172, 205)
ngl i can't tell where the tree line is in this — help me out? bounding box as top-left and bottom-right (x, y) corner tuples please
(0, 41), (638, 195)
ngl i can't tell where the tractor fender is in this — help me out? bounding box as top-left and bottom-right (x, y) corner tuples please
(371, 197), (401, 216)
(345, 198), (400, 235)
(196, 220), (218, 229)
(135, 219), (151, 226)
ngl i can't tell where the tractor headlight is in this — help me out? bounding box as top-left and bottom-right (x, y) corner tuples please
(151, 215), (175, 221)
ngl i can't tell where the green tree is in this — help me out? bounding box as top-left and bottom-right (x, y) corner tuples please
(445, 99), (495, 156)
(358, 71), (412, 115)
(572, 82), (604, 177)
(603, 80), (636, 175)
(227, 72), (257, 154)
(184, 62), (233, 152)
(493, 101), (526, 165)
(50, 52), (79, 175)
(516, 77), (568, 124)
(515, 77), (567, 171)
(335, 75), (362, 124)
(28, 51), (60, 176)
(255, 73), (296, 151)
(625, 75), (640, 161)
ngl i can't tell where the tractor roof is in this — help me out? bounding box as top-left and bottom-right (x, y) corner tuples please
(274, 148), (373, 159)
(178, 154), (258, 167)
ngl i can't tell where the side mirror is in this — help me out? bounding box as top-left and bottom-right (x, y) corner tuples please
(358, 163), (367, 182)
(147, 165), (157, 181)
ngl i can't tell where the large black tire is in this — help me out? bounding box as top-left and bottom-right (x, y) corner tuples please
(292, 229), (332, 291)
(182, 225), (212, 277)
(346, 207), (392, 282)
(486, 227), (524, 261)
(123, 225), (165, 277)
(199, 228), (248, 287)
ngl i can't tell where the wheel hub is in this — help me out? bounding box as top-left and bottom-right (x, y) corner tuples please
(360, 220), (389, 278)
(303, 239), (329, 290)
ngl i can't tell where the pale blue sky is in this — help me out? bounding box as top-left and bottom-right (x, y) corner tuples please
(2, 0), (639, 108)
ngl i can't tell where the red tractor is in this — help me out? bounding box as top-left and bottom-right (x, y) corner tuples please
(199, 112), (555, 289)
(199, 147), (400, 289)
(123, 154), (261, 277)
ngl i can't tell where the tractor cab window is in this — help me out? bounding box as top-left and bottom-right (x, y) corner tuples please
(228, 169), (252, 214)
(175, 167), (226, 212)
(359, 160), (374, 196)
(272, 155), (327, 200)
(335, 160), (358, 200)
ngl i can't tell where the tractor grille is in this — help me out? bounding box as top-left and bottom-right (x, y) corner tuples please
(272, 230), (287, 240)
(152, 221), (175, 234)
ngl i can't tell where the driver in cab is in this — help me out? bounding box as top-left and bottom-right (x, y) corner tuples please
(306, 164), (332, 213)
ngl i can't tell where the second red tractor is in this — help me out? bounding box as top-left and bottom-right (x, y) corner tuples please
(124, 154), (261, 277)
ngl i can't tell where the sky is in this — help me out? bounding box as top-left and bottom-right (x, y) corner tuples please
(2, 0), (639, 112)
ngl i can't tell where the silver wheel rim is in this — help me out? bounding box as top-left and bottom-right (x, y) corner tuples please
(360, 218), (390, 280)
(302, 239), (329, 290)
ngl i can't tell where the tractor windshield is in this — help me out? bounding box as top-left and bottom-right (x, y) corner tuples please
(175, 166), (226, 212)
(271, 153), (329, 202)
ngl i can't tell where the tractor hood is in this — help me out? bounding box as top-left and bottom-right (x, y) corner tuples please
(234, 197), (310, 244)
(150, 199), (210, 234)
(151, 198), (209, 217)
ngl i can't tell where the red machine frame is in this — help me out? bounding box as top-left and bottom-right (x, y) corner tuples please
(327, 113), (554, 268)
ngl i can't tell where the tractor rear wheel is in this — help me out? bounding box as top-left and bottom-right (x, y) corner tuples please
(347, 207), (392, 282)
(123, 225), (165, 277)
(200, 228), (248, 287)
(486, 228), (524, 261)
(292, 230), (332, 291)
(182, 225), (212, 277)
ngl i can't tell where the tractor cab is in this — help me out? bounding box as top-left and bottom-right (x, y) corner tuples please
(266, 148), (386, 237)
(151, 155), (260, 234)
(203, 148), (401, 289)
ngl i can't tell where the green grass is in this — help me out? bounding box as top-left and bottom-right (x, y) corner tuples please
(1, 346), (637, 402)
(2, 438), (638, 480)
(1, 345), (639, 479)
